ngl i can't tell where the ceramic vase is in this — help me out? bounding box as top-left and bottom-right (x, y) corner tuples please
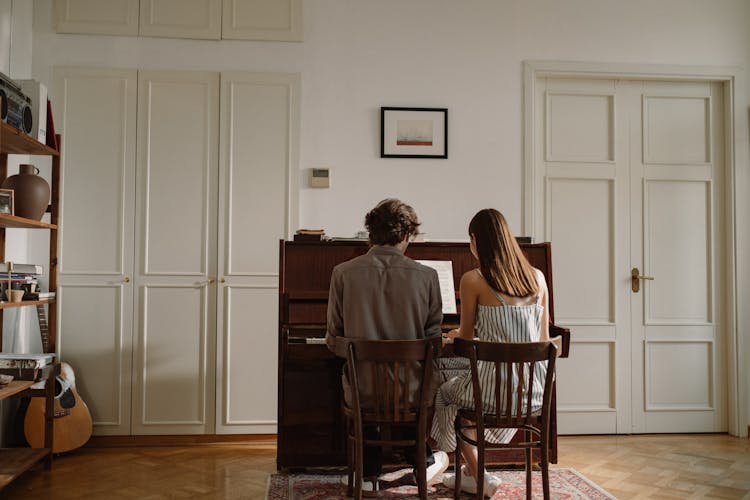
(1, 164), (50, 220)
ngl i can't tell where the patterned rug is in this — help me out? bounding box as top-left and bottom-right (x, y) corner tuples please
(266, 467), (615, 499)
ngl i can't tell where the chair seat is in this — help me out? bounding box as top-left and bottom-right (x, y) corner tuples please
(456, 408), (543, 420)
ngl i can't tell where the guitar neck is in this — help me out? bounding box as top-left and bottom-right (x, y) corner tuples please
(36, 304), (49, 352)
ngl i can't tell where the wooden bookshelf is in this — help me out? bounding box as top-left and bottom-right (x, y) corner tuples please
(0, 121), (59, 156)
(0, 105), (62, 491)
(0, 118), (60, 351)
(0, 362), (59, 489)
(0, 299), (55, 310)
(0, 449), (50, 488)
(0, 214), (56, 230)
(0, 380), (34, 398)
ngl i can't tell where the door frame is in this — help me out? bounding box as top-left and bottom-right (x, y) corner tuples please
(522, 60), (747, 437)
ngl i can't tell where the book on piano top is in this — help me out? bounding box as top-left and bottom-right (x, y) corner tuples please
(294, 229), (326, 242)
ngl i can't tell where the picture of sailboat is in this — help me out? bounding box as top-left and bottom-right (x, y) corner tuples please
(396, 119), (433, 146)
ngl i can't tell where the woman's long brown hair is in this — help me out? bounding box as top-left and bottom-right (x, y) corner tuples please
(468, 209), (538, 297)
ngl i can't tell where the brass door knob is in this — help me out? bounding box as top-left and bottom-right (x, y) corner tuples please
(631, 268), (654, 293)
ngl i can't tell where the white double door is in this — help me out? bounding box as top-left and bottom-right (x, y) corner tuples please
(533, 77), (727, 434)
(54, 67), (298, 435)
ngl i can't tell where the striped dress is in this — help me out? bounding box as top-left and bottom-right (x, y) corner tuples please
(430, 275), (547, 451)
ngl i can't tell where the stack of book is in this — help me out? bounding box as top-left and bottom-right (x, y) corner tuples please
(0, 262), (42, 300)
(0, 353), (56, 381)
(24, 291), (55, 301)
(294, 229), (326, 242)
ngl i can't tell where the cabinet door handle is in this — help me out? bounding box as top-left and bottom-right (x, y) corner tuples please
(123, 277), (130, 283)
(220, 278), (226, 283)
(198, 278), (216, 286)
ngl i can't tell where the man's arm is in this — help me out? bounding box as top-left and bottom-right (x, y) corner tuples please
(424, 269), (443, 337)
(325, 267), (344, 351)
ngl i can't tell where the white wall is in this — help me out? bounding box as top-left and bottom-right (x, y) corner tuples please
(29, 0), (750, 434)
(1, 0), (47, 354)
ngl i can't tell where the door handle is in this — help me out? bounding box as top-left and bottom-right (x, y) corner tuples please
(197, 278), (216, 286)
(631, 268), (654, 293)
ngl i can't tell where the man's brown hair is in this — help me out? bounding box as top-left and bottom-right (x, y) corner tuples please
(365, 198), (421, 246)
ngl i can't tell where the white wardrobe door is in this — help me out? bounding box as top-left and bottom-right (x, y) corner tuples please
(221, 0), (302, 42)
(215, 72), (299, 434)
(133, 70), (219, 434)
(139, 0), (221, 39)
(55, 0), (139, 36)
(54, 66), (138, 435)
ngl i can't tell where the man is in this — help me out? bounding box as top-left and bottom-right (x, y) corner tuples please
(326, 198), (449, 492)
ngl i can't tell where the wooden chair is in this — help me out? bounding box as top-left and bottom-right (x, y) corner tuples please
(333, 336), (441, 500)
(452, 338), (557, 500)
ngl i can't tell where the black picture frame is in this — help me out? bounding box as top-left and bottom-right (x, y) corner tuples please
(0, 189), (13, 215)
(380, 107), (448, 158)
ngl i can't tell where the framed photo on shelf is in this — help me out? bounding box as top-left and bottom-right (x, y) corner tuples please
(0, 189), (13, 215)
(381, 107), (448, 158)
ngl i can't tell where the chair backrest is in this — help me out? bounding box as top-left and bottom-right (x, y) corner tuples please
(453, 338), (557, 429)
(333, 336), (441, 423)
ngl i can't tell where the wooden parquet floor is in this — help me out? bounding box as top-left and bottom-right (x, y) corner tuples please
(1, 434), (748, 499)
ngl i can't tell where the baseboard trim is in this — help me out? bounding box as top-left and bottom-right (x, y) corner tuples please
(85, 434), (277, 448)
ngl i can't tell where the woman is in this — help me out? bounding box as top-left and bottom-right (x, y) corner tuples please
(431, 208), (550, 497)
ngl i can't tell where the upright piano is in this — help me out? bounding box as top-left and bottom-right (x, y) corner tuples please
(277, 239), (570, 470)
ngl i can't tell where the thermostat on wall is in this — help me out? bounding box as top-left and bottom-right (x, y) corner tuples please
(311, 168), (330, 188)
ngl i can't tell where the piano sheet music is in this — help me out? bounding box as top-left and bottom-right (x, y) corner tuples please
(415, 260), (457, 314)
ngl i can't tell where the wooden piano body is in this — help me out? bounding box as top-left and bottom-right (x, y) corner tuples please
(277, 239), (570, 470)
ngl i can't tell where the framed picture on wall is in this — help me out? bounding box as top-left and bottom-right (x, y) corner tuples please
(0, 189), (13, 215)
(381, 107), (448, 158)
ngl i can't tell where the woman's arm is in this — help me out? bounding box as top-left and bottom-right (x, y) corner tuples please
(445, 270), (480, 343)
(536, 268), (550, 341)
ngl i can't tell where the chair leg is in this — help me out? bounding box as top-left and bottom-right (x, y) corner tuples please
(347, 436), (354, 497)
(355, 421), (364, 500)
(454, 426), (462, 500)
(541, 436), (550, 500)
(416, 436), (427, 500)
(346, 420), (356, 497)
(525, 431), (532, 500)
(525, 447), (532, 500)
(476, 438), (484, 500)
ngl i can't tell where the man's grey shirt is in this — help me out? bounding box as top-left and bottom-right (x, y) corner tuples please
(326, 245), (443, 406)
(326, 245), (443, 347)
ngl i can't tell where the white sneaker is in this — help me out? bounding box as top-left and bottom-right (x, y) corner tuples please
(442, 465), (502, 497)
(340, 474), (378, 492)
(424, 450), (450, 485)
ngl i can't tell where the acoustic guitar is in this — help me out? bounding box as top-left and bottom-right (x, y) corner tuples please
(24, 306), (93, 453)
(24, 361), (93, 453)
